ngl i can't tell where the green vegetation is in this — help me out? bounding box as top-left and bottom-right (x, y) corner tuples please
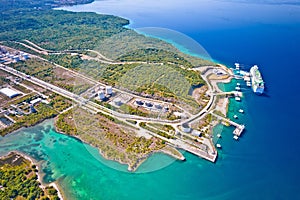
(105, 63), (203, 110)
(0, 76), (9, 85)
(55, 109), (77, 135)
(0, 0), (93, 12)
(47, 54), (83, 71)
(140, 122), (175, 139)
(10, 58), (92, 94)
(0, 152), (60, 200)
(213, 110), (225, 118)
(0, 93), (72, 136)
(97, 29), (214, 67)
(99, 63), (140, 86)
(93, 99), (117, 111)
(0, 0), (214, 114)
(0, 9), (129, 51)
(99, 62), (204, 91)
(56, 108), (165, 170)
(47, 94), (73, 112)
(1, 104), (58, 136)
(149, 123), (175, 132)
(19, 104), (57, 126)
(8, 93), (36, 106)
(119, 104), (148, 117)
(1, 41), (44, 56)
(197, 113), (218, 135)
(118, 48), (193, 67)
(126, 120), (137, 125)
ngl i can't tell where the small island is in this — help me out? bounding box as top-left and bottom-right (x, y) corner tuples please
(0, 0), (246, 175)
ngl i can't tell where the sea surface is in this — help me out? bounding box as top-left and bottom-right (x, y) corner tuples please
(1, 0), (300, 199)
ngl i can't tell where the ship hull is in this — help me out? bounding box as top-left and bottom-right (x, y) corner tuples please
(252, 85), (264, 95)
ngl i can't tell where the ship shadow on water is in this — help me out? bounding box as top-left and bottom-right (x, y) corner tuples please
(260, 93), (271, 98)
(259, 86), (270, 98)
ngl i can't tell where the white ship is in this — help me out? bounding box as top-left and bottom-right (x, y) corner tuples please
(250, 65), (264, 95)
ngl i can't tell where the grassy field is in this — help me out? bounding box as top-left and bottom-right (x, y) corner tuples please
(10, 58), (93, 95)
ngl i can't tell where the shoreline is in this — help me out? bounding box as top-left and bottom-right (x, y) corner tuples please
(0, 115), (57, 137)
(54, 119), (184, 172)
(2, 116), (184, 173)
(0, 151), (65, 200)
(1, 0), (235, 177)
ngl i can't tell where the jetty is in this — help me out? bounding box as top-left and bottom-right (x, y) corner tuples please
(210, 112), (245, 137)
(233, 124), (245, 136)
(215, 91), (243, 97)
(170, 139), (217, 162)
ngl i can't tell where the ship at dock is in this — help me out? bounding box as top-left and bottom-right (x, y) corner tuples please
(250, 65), (264, 95)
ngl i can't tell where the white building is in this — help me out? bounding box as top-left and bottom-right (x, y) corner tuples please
(191, 130), (201, 137)
(174, 112), (183, 118)
(22, 53), (29, 59)
(0, 88), (20, 98)
(30, 98), (42, 105)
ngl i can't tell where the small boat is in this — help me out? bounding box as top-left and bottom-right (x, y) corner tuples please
(233, 135), (239, 140)
(236, 83), (241, 86)
(216, 144), (222, 148)
(234, 115), (238, 119)
(235, 87), (241, 91)
(239, 109), (244, 113)
(246, 81), (251, 87)
(217, 134), (221, 138)
(235, 97), (241, 101)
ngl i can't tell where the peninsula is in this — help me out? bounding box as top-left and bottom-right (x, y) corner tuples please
(0, 0), (246, 174)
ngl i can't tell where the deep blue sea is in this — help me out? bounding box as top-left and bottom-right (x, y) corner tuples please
(1, 0), (300, 199)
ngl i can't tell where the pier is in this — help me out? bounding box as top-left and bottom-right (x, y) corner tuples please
(170, 139), (217, 162)
(215, 91), (243, 97)
(233, 124), (245, 136)
(210, 112), (245, 137)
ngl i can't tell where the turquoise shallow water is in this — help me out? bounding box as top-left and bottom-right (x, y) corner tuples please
(0, 119), (239, 200)
(0, 78), (272, 200)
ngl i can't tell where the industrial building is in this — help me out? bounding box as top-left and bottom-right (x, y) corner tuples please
(30, 98), (42, 105)
(0, 88), (20, 98)
(135, 100), (144, 106)
(181, 123), (191, 133)
(191, 130), (201, 137)
(113, 98), (122, 106)
(98, 91), (105, 100)
(106, 86), (113, 95)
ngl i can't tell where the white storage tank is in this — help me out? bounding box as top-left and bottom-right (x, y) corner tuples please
(181, 123), (191, 133)
(98, 91), (105, 100)
(106, 86), (113, 95)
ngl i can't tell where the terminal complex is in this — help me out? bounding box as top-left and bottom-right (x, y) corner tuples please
(0, 39), (256, 171)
